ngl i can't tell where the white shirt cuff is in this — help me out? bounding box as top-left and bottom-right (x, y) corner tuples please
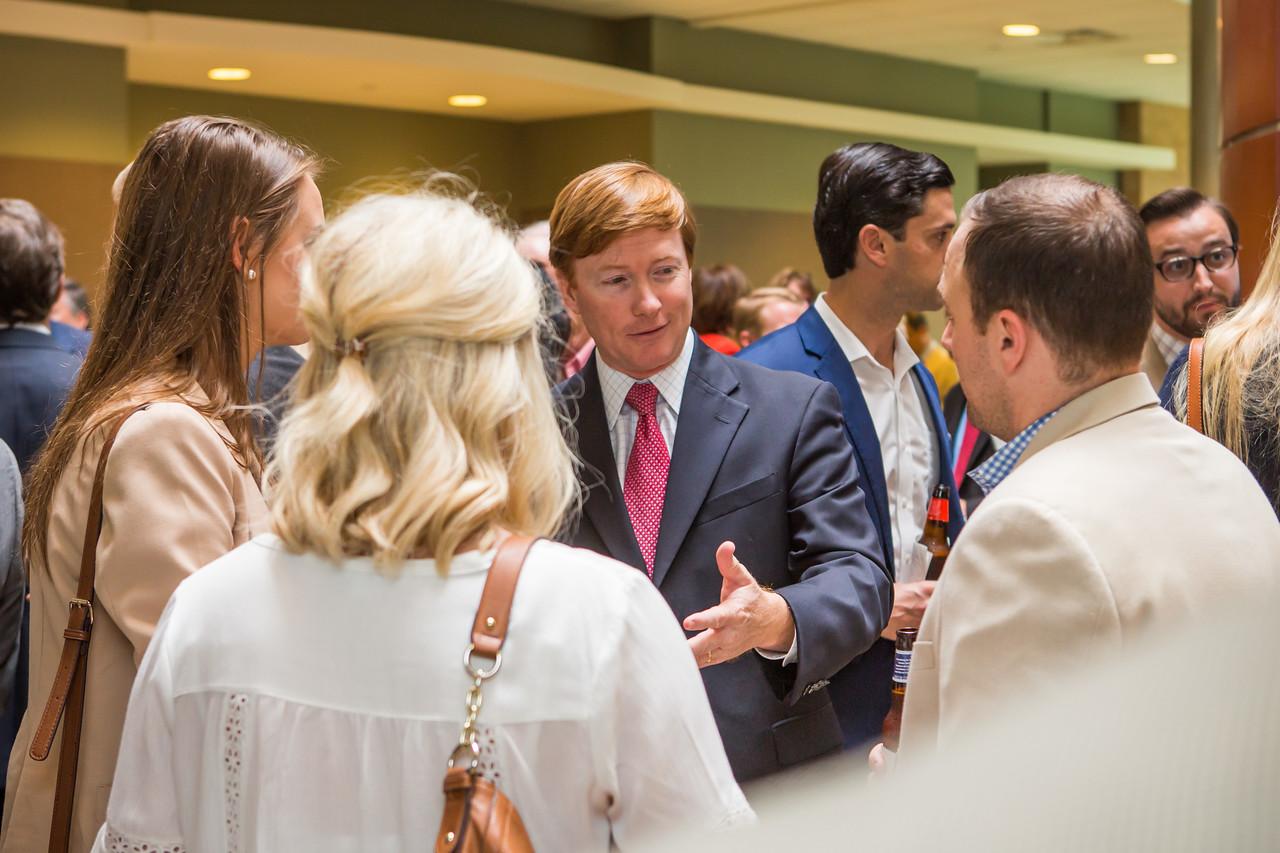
(755, 633), (799, 666)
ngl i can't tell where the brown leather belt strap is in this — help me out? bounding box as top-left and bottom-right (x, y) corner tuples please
(1187, 337), (1206, 435)
(28, 406), (146, 853)
(470, 536), (536, 659)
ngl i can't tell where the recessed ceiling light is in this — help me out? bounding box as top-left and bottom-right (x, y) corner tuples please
(207, 67), (251, 81)
(1002, 24), (1041, 37)
(448, 95), (488, 108)
(1144, 53), (1178, 64)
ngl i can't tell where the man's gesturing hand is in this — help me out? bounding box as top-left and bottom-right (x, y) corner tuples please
(684, 541), (796, 669)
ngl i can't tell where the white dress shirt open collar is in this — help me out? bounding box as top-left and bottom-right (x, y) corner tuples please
(813, 294), (938, 583)
(814, 294), (920, 381)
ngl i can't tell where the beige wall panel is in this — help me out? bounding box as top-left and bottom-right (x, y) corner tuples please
(1118, 102), (1190, 205)
(692, 206), (824, 295)
(0, 155), (123, 297)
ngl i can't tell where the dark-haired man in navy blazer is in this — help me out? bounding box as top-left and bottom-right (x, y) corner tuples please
(552, 162), (891, 782)
(741, 143), (966, 752)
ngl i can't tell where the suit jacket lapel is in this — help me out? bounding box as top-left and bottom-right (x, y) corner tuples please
(1019, 373), (1160, 470)
(572, 358), (646, 570)
(651, 341), (747, 588)
(797, 309), (894, 572)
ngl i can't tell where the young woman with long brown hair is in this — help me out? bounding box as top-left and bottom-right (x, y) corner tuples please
(1, 115), (322, 852)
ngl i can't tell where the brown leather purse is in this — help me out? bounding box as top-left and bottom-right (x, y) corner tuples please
(435, 535), (537, 853)
(1187, 337), (1206, 435)
(28, 406), (146, 853)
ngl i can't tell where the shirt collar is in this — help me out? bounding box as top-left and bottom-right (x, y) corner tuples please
(814, 294), (920, 381)
(596, 328), (695, 431)
(6, 322), (51, 335)
(563, 338), (595, 379)
(969, 409), (1059, 495)
(1150, 322), (1187, 367)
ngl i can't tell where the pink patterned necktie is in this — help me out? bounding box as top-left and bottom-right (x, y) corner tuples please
(623, 382), (670, 578)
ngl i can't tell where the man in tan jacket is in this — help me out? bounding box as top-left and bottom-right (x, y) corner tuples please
(894, 173), (1280, 763)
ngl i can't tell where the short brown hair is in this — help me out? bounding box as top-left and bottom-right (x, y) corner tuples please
(0, 198), (65, 324)
(768, 267), (817, 302)
(692, 264), (748, 335)
(549, 161), (696, 284)
(961, 174), (1152, 382)
(1139, 187), (1239, 246)
(734, 286), (802, 340)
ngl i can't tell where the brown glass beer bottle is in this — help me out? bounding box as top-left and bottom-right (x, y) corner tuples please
(881, 627), (918, 753)
(921, 484), (950, 581)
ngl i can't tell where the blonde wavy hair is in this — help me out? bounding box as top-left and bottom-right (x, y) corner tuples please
(1175, 204), (1280, 473)
(268, 181), (579, 572)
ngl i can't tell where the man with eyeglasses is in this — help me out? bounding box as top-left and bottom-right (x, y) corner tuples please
(1137, 188), (1242, 390)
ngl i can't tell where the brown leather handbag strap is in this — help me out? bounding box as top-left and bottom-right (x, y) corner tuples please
(28, 406), (146, 853)
(436, 535), (540, 853)
(1187, 337), (1206, 435)
(469, 536), (537, 659)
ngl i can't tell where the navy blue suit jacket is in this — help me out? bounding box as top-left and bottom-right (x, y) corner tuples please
(49, 320), (92, 359)
(557, 339), (891, 781)
(0, 328), (82, 473)
(739, 305), (964, 749)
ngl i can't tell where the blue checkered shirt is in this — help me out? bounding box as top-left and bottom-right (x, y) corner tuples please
(968, 410), (1058, 495)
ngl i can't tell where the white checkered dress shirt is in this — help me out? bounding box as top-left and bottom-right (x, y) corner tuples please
(968, 410), (1058, 495)
(1150, 322), (1187, 370)
(596, 328), (695, 488)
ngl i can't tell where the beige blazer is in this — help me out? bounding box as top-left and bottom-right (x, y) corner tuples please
(2, 396), (266, 853)
(898, 373), (1280, 761)
(1140, 329), (1171, 392)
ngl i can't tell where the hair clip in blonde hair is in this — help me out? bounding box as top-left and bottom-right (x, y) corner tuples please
(336, 337), (367, 360)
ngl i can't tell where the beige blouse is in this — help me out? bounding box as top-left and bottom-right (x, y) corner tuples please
(2, 396), (267, 853)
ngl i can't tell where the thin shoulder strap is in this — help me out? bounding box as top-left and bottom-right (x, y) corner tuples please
(1187, 338), (1206, 435)
(29, 405), (147, 853)
(469, 536), (538, 659)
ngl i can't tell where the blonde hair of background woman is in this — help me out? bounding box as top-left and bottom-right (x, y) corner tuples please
(269, 180), (579, 571)
(1175, 203), (1280, 466)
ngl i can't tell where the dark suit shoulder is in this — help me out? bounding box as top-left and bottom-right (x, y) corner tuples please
(553, 369), (587, 402)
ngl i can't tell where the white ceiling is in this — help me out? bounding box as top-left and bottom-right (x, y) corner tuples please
(510, 0), (1192, 106)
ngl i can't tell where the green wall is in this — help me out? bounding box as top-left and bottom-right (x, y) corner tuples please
(113, 0), (627, 66)
(641, 18), (978, 122)
(978, 80), (1046, 131)
(978, 79), (1119, 141)
(128, 85), (523, 208)
(516, 112), (655, 215)
(0, 34), (129, 163)
(1047, 92), (1119, 139)
(979, 163), (1119, 192)
(651, 111), (979, 212)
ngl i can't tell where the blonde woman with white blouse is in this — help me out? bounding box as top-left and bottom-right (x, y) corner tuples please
(92, 184), (751, 852)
